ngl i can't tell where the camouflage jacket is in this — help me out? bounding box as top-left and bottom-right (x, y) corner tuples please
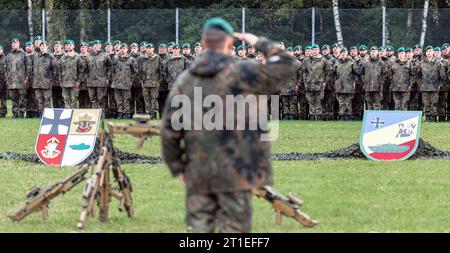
(409, 58), (421, 91)
(161, 38), (297, 194)
(138, 53), (162, 88)
(184, 54), (196, 68)
(5, 49), (31, 89)
(130, 53), (143, 88)
(418, 57), (446, 92)
(60, 53), (85, 88)
(323, 54), (336, 90)
(280, 59), (301, 95)
(0, 54), (5, 89)
(333, 58), (356, 94)
(87, 51), (112, 88)
(436, 58), (449, 91)
(388, 59), (413, 92)
(78, 53), (90, 87)
(30, 52), (56, 89)
(303, 55), (329, 92)
(360, 57), (385, 92)
(111, 55), (137, 90)
(51, 52), (64, 86)
(162, 55), (188, 90)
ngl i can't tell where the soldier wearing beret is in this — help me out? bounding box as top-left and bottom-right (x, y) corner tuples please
(0, 45), (7, 117)
(130, 42), (145, 115)
(182, 43), (195, 66)
(51, 40), (65, 109)
(24, 41), (38, 118)
(294, 45), (303, 59)
(113, 40), (121, 55)
(333, 47), (357, 120)
(386, 47), (413, 111)
(139, 41), (147, 55)
(322, 44), (337, 120)
(138, 43), (162, 119)
(237, 44), (247, 60)
(161, 43), (189, 91)
(60, 40), (85, 109)
(193, 42), (202, 58)
(33, 36), (42, 53)
(434, 47), (449, 121)
(280, 46), (300, 120)
(157, 42), (170, 117)
(247, 44), (257, 59)
(78, 42), (91, 109)
(360, 46), (386, 110)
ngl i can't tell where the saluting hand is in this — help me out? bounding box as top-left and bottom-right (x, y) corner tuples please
(233, 32), (259, 46)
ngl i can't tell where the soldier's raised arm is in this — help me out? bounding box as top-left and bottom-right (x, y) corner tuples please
(234, 33), (297, 94)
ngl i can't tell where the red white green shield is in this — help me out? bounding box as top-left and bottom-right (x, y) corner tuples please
(35, 108), (102, 166)
(359, 110), (422, 161)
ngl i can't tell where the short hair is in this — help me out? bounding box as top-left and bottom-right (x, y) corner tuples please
(201, 28), (230, 51)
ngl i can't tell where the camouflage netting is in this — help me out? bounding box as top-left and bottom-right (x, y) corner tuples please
(0, 138), (449, 164)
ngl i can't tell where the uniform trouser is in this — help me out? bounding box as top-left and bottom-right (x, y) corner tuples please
(0, 89), (7, 115)
(352, 92), (364, 119)
(78, 87), (90, 108)
(62, 87), (79, 109)
(305, 91), (324, 117)
(336, 93), (354, 116)
(142, 87), (159, 114)
(131, 86), (145, 115)
(52, 86), (63, 108)
(280, 95), (298, 118)
(421, 91), (439, 117)
(323, 89), (336, 119)
(26, 87), (37, 113)
(409, 90), (420, 111)
(158, 90), (170, 116)
(297, 92), (309, 119)
(365, 91), (383, 110)
(392, 92), (410, 111)
(437, 91), (448, 118)
(88, 87), (107, 111)
(107, 87), (117, 116)
(382, 91), (391, 110)
(9, 89), (27, 113)
(33, 89), (52, 113)
(114, 89), (131, 113)
(186, 190), (252, 233)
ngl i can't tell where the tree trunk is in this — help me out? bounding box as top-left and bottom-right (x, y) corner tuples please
(419, 0), (430, 48)
(28, 0), (34, 40)
(332, 0), (343, 46)
(45, 0), (53, 42)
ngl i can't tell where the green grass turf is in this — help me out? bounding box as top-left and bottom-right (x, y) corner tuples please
(0, 114), (449, 232)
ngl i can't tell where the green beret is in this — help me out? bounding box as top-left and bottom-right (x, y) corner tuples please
(425, 45), (434, 51)
(237, 45), (246, 51)
(147, 43), (154, 48)
(359, 45), (367, 50)
(279, 42), (285, 46)
(413, 44), (421, 49)
(341, 47), (348, 52)
(11, 38), (20, 43)
(321, 44), (330, 50)
(305, 46), (312, 50)
(65, 39), (74, 45)
(159, 43), (167, 48)
(80, 42), (88, 47)
(370, 46), (378, 51)
(105, 41), (112, 46)
(113, 40), (121, 46)
(247, 44), (254, 49)
(350, 46), (357, 50)
(442, 43), (449, 49)
(379, 46), (386, 50)
(182, 43), (190, 49)
(405, 47), (413, 53)
(25, 41), (33, 46)
(167, 42), (175, 47)
(194, 42), (201, 48)
(140, 41), (147, 47)
(203, 17), (234, 36)
(332, 43), (339, 49)
(34, 36), (42, 40)
(94, 40), (101, 45)
(120, 43), (128, 48)
(311, 44), (319, 49)
(0, 45), (3, 50)
(434, 47), (441, 52)
(286, 47), (293, 52)
(40, 41), (48, 46)
(172, 44), (180, 49)
(387, 46), (394, 51)
(130, 43), (138, 48)
(53, 40), (61, 45)
(397, 47), (405, 53)
(294, 45), (302, 51)
(88, 41), (95, 46)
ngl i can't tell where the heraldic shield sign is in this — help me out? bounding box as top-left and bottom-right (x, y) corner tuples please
(35, 108), (102, 166)
(360, 110), (422, 161)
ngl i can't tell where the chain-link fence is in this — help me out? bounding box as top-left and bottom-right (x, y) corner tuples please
(0, 8), (448, 51)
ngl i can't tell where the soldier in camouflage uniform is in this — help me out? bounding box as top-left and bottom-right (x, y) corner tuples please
(158, 43), (170, 117)
(280, 47), (300, 120)
(321, 44), (336, 120)
(130, 43), (145, 115)
(139, 41), (147, 55)
(138, 43), (162, 119)
(6, 38), (31, 118)
(113, 40), (121, 55)
(294, 45), (302, 59)
(161, 18), (296, 233)
(193, 42), (202, 58)
(349, 45), (366, 120)
(111, 43), (138, 119)
(296, 46), (309, 120)
(379, 46), (392, 110)
(78, 42), (91, 108)
(33, 36), (42, 53)
(434, 47), (449, 122)
(30, 41), (56, 116)
(0, 46), (6, 117)
(182, 43), (195, 67)
(442, 43), (450, 121)
(360, 46), (385, 110)
(25, 41), (38, 118)
(333, 47), (356, 120)
(87, 40), (112, 114)
(51, 41), (64, 108)
(387, 47), (413, 111)
(407, 47), (420, 111)
(246, 44), (257, 60)
(237, 45), (247, 61)
(418, 46), (447, 122)
(60, 40), (84, 109)
(167, 42), (175, 57)
(162, 44), (189, 91)
(104, 41), (117, 118)
(303, 44), (329, 120)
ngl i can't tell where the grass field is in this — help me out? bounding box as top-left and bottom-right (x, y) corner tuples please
(0, 116), (449, 232)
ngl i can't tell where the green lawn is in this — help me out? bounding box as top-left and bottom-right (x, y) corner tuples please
(0, 116), (449, 232)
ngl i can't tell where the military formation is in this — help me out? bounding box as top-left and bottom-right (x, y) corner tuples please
(0, 35), (448, 122)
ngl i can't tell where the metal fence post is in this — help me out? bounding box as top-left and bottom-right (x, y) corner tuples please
(107, 8), (111, 42)
(382, 6), (386, 47)
(42, 9), (46, 40)
(242, 7), (246, 46)
(175, 8), (179, 44)
(311, 7), (315, 44)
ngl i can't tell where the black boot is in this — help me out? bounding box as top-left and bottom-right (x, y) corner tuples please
(123, 113), (131, 119)
(18, 112), (24, 118)
(316, 114), (322, 121)
(438, 116), (446, 122)
(38, 111), (43, 118)
(117, 112), (123, 119)
(282, 114), (289, 120)
(26, 111), (33, 118)
(288, 114), (295, 120)
(149, 111), (157, 120)
(13, 112), (18, 118)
